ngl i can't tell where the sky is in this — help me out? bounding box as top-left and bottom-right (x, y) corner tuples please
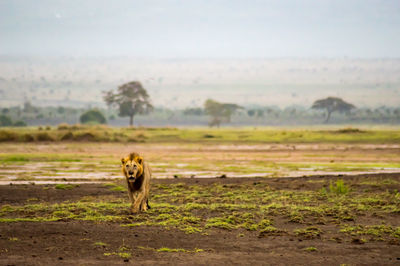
(1, 0), (400, 58)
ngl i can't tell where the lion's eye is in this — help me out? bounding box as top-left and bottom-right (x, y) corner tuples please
(134, 165), (137, 169)
(126, 165), (129, 168)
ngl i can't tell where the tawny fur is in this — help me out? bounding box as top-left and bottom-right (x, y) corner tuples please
(121, 152), (151, 213)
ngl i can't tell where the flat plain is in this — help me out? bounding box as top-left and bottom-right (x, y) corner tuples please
(0, 127), (400, 265)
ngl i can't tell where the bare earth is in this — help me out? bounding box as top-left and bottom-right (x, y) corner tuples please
(1, 174), (400, 265)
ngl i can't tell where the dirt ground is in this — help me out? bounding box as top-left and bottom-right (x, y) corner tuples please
(1, 173), (400, 265)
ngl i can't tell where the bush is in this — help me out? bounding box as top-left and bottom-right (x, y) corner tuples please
(74, 132), (95, 141)
(0, 115), (13, 127)
(13, 121), (27, 127)
(23, 134), (35, 142)
(70, 124), (83, 130)
(60, 132), (74, 141)
(0, 130), (18, 141)
(329, 179), (349, 195)
(57, 123), (70, 130)
(36, 132), (54, 141)
(335, 128), (365, 134)
(80, 109), (107, 125)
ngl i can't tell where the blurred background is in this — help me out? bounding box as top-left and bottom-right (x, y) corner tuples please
(1, 0), (399, 127)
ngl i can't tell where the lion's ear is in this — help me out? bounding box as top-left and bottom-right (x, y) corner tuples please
(121, 158), (125, 165)
(136, 156), (143, 165)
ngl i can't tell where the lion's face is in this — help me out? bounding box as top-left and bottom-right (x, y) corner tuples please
(121, 155), (143, 183)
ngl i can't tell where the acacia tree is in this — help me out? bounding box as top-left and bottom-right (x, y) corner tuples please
(103, 81), (153, 126)
(311, 97), (355, 123)
(204, 99), (242, 127)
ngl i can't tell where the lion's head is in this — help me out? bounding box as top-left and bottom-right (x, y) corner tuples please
(121, 152), (144, 183)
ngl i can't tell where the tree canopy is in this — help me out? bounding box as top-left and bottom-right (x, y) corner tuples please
(79, 109), (107, 125)
(204, 99), (242, 127)
(103, 81), (153, 126)
(311, 97), (355, 123)
(0, 115), (13, 127)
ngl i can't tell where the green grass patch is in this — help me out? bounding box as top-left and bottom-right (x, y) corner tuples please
(1, 176), (399, 244)
(294, 227), (322, 239)
(329, 179), (349, 195)
(104, 252), (131, 259)
(103, 183), (126, 192)
(156, 247), (204, 253)
(55, 184), (79, 190)
(93, 241), (107, 247)
(0, 154), (81, 162)
(304, 247), (317, 252)
(1, 127), (400, 143)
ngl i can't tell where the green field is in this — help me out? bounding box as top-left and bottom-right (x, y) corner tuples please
(1, 126), (400, 183)
(1, 125), (400, 143)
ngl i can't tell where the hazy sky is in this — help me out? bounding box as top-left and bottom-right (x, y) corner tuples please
(1, 0), (399, 58)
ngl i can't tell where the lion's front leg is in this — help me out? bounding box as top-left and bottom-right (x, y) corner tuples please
(130, 193), (140, 213)
(132, 191), (148, 212)
(130, 205), (139, 213)
(140, 198), (148, 211)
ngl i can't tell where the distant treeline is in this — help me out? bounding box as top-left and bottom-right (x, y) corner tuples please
(1, 101), (400, 127)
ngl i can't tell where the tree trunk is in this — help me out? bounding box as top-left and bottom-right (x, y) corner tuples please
(324, 110), (332, 123)
(129, 115), (134, 126)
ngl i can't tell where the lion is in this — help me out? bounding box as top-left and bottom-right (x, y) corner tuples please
(121, 152), (151, 213)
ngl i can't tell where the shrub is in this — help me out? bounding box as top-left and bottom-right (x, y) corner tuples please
(57, 123), (70, 130)
(336, 128), (365, 134)
(60, 132), (74, 141)
(0, 130), (18, 141)
(329, 179), (349, 195)
(0, 115), (12, 127)
(36, 132), (54, 141)
(74, 132), (95, 141)
(13, 121), (27, 127)
(23, 134), (35, 142)
(80, 109), (107, 125)
(70, 124), (83, 130)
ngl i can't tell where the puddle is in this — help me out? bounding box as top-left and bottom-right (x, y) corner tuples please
(1, 163), (400, 184)
(284, 169), (400, 178)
